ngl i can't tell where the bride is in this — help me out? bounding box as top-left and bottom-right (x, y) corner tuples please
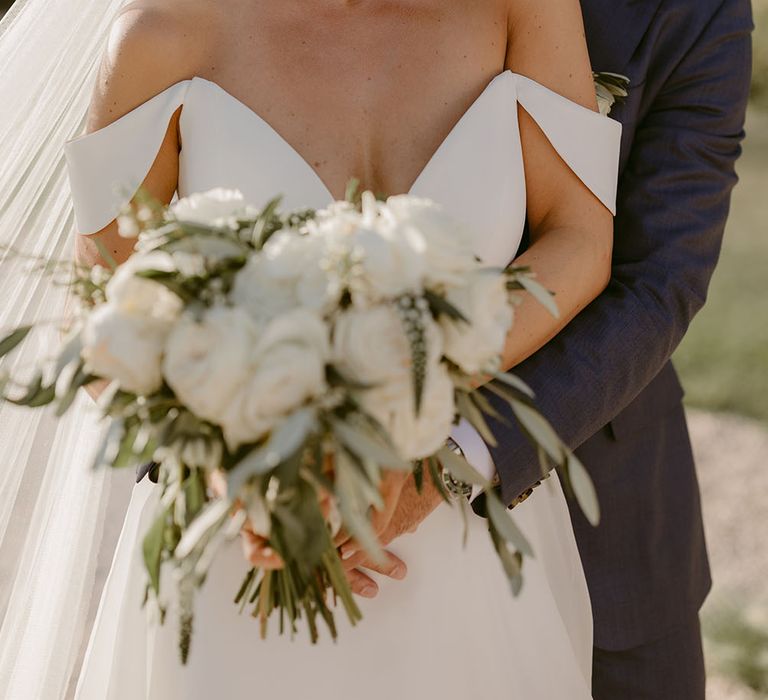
(0, 0), (620, 697)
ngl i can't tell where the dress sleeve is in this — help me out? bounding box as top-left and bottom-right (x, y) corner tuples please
(64, 79), (193, 235)
(514, 73), (622, 215)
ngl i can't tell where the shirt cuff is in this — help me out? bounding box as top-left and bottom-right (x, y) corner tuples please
(450, 418), (498, 502)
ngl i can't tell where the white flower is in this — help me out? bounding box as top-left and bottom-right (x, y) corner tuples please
(81, 303), (167, 395)
(116, 214), (140, 238)
(163, 307), (260, 422)
(170, 188), (247, 227)
(165, 235), (245, 265)
(230, 255), (301, 323)
(219, 309), (329, 449)
(440, 271), (514, 374)
(105, 251), (183, 321)
(332, 304), (442, 386)
(231, 231), (340, 321)
(385, 195), (478, 286)
(359, 363), (455, 460)
(352, 224), (425, 301)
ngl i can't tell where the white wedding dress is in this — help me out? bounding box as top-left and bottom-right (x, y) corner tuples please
(66, 70), (621, 700)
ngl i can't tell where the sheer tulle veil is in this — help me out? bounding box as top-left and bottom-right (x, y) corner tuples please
(0, 0), (137, 697)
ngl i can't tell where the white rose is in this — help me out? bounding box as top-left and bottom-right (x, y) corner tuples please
(230, 255), (301, 323)
(385, 195), (478, 286)
(165, 235), (246, 266)
(440, 271), (513, 374)
(81, 303), (167, 395)
(231, 231), (340, 321)
(170, 188), (246, 227)
(163, 306), (259, 422)
(219, 309), (329, 449)
(105, 251), (183, 321)
(359, 363), (455, 460)
(348, 222), (426, 303)
(332, 304), (442, 385)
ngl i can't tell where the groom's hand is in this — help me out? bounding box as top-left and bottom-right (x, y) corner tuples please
(337, 471), (444, 598)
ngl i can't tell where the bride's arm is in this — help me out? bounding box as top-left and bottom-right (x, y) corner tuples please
(72, 5), (199, 270)
(68, 6), (204, 398)
(497, 0), (613, 370)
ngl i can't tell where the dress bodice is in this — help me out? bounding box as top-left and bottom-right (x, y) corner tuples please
(64, 71), (621, 268)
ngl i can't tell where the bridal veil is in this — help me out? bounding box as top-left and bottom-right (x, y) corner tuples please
(0, 0), (138, 697)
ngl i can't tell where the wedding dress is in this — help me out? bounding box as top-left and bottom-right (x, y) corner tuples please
(66, 70), (621, 699)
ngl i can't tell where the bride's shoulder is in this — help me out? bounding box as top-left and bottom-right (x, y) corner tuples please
(82, 0), (215, 133)
(505, 0), (597, 110)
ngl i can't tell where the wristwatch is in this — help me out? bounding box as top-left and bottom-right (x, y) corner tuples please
(441, 437), (473, 501)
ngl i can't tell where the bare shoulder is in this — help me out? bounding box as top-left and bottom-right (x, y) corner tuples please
(505, 0), (597, 111)
(84, 0), (218, 132)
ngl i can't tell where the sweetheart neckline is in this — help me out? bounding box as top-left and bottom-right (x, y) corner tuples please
(185, 70), (517, 203)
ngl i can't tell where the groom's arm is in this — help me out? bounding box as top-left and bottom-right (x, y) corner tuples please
(484, 0), (753, 506)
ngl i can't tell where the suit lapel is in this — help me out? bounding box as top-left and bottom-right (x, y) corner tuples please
(581, 0), (663, 73)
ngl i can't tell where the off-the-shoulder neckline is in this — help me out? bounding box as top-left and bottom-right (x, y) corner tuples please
(66, 68), (618, 204)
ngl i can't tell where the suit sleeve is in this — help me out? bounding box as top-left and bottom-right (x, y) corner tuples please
(487, 0), (754, 506)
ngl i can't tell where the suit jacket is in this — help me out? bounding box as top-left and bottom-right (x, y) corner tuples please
(484, 0), (753, 650)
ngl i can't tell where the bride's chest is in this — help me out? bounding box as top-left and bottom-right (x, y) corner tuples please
(177, 75), (528, 267)
(197, 1), (510, 199)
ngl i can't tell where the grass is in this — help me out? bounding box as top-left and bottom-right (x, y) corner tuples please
(673, 105), (768, 423)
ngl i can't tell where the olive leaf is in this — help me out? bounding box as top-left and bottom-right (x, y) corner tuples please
(456, 391), (498, 447)
(486, 491), (534, 557)
(334, 450), (386, 566)
(331, 417), (411, 471)
(566, 451), (600, 526)
(0, 325), (32, 359)
(226, 406), (317, 496)
(436, 445), (488, 487)
(490, 526), (524, 596)
(516, 275), (559, 318)
(508, 399), (563, 464)
(490, 370), (535, 399)
(143, 507), (169, 594)
(174, 497), (231, 560)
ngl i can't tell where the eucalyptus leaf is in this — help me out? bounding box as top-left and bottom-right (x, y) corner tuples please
(494, 538), (524, 596)
(174, 498), (231, 559)
(227, 407), (317, 496)
(566, 451), (600, 526)
(91, 418), (125, 471)
(517, 275), (559, 318)
(331, 418), (411, 471)
(435, 446), (488, 487)
(0, 325), (32, 358)
(490, 371), (535, 399)
(143, 508), (168, 594)
(423, 289), (470, 323)
(56, 366), (98, 416)
(335, 451), (386, 566)
(456, 392), (497, 447)
(509, 400), (564, 464)
(184, 469), (207, 524)
(470, 389), (509, 425)
(53, 331), (84, 379)
(486, 492), (534, 557)
(27, 382), (57, 408)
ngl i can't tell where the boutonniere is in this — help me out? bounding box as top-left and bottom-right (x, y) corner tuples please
(593, 71), (630, 116)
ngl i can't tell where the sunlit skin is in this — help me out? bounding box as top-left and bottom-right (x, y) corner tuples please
(75, 0), (612, 596)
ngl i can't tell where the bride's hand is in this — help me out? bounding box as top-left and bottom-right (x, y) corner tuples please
(334, 470), (443, 598)
(207, 469), (284, 570)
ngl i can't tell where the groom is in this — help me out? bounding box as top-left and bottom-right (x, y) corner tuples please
(340, 0), (754, 697)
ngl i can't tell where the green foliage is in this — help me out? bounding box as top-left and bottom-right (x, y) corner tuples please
(704, 601), (768, 693)
(674, 107), (768, 422)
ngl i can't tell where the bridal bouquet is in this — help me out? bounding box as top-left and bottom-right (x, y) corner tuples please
(0, 185), (598, 662)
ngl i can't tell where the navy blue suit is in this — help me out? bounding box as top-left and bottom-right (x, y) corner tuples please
(484, 0), (753, 695)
